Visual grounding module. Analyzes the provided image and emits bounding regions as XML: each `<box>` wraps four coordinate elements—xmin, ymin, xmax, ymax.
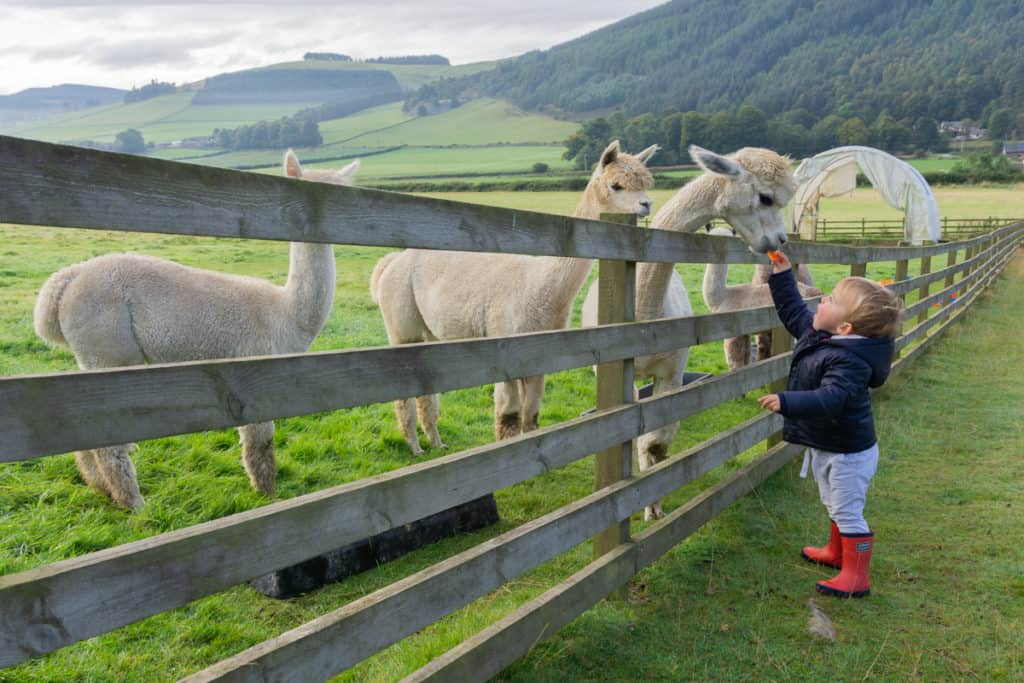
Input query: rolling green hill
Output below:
<box><xmin>444</xmin><ymin>0</ymin><xmax>1024</xmax><ymax>124</ymax></box>
<box><xmin>155</xmin><ymin>99</ymin><xmax>577</xmax><ymax>179</ymax></box>
<box><xmin>1</xmin><ymin>91</ymin><xmax>320</xmax><ymax>144</ymax></box>
<box><xmin>0</xmin><ymin>59</ymin><xmax>500</xmax><ymax>145</ymax></box>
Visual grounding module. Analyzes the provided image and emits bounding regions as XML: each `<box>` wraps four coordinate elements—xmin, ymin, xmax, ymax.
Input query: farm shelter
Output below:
<box><xmin>1</xmin><ymin>135</ymin><xmax>1022</xmax><ymax>680</ymax></box>
<box><xmin>793</xmin><ymin>146</ymin><xmax>942</xmax><ymax>245</ymax></box>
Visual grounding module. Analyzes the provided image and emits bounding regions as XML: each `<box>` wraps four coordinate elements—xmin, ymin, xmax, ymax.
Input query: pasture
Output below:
<box><xmin>422</xmin><ymin>184</ymin><xmax>1024</xmax><ymax>224</ymax></box>
<box><xmin>0</xmin><ymin>182</ymin><xmax>1021</xmax><ymax>680</ymax></box>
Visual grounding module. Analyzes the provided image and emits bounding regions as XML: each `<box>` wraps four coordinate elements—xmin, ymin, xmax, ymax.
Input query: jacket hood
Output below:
<box><xmin>826</xmin><ymin>336</ymin><xmax>895</xmax><ymax>387</ymax></box>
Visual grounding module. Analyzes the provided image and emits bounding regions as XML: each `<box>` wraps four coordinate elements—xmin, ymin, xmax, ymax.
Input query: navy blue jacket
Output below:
<box><xmin>768</xmin><ymin>269</ymin><xmax>894</xmax><ymax>453</ymax></box>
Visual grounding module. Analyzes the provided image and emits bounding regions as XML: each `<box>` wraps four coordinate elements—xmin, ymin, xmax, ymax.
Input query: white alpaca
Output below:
<box><xmin>32</xmin><ymin>151</ymin><xmax>359</xmax><ymax>509</ymax></box>
<box><xmin>371</xmin><ymin>140</ymin><xmax>658</xmax><ymax>455</ymax></box>
<box><xmin>582</xmin><ymin>145</ymin><xmax>796</xmax><ymax>520</ymax></box>
<box><xmin>701</xmin><ymin>227</ymin><xmax>821</xmax><ymax>370</ymax></box>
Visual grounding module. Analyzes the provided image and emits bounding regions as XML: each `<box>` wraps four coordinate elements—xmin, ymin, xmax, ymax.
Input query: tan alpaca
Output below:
<box><xmin>582</xmin><ymin>145</ymin><xmax>796</xmax><ymax>520</ymax></box>
<box><xmin>32</xmin><ymin>151</ymin><xmax>359</xmax><ymax>509</ymax></box>
<box><xmin>701</xmin><ymin>227</ymin><xmax>821</xmax><ymax>370</ymax></box>
<box><xmin>371</xmin><ymin>140</ymin><xmax>658</xmax><ymax>455</ymax></box>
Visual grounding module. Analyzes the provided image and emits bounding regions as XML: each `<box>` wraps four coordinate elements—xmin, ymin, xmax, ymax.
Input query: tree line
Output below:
<box><xmin>124</xmin><ymin>80</ymin><xmax>176</xmax><ymax>104</ymax></box>
<box><xmin>562</xmin><ymin>105</ymin><xmax>950</xmax><ymax>169</ymax></box>
<box><xmin>214</xmin><ymin>117</ymin><xmax>321</xmax><ymax>150</ymax></box>
<box><xmin>303</xmin><ymin>53</ymin><xmax>449</xmax><ymax>65</ymax></box>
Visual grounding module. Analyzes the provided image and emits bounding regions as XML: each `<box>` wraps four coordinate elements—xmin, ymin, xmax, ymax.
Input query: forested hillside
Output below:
<box><xmin>447</xmin><ymin>0</ymin><xmax>1022</xmax><ymax>125</ymax></box>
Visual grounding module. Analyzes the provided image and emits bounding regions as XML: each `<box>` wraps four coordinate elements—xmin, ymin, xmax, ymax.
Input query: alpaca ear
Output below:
<box><xmin>599</xmin><ymin>140</ymin><xmax>621</xmax><ymax>168</ymax></box>
<box><xmin>336</xmin><ymin>159</ymin><xmax>361</xmax><ymax>184</ymax></box>
<box><xmin>635</xmin><ymin>144</ymin><xmax>660</xmax><ymax>165</ymax></box>
<box><xmin>284</xmin><ymin>149</ymin><xmax>302</xmax><ymax>178</ymax></box>
<box><xmin>689</xmin><ymin>145</ymin><xmax>743</xmax><ymax>178</ymax></box>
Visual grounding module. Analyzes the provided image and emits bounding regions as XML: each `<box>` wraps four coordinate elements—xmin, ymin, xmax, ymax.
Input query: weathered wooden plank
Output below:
<box><xmin>401</xmin><ymin>441</ymin><xmax>801</xmax><ymax>683</ymax></box>
<box><xmin>401</xmin><ymin>545</ymin><xmax>638</xmax><ymax>683</ymax></box>
<box><xmin>917</xmin><ymin>251</ymin><xmax>933</xmax><ymax>324</ymax></box>
<box><xmin>0</xmin><ymin>357</ymin><xmax>787</xmax><ymax>667</ymax></box>
<box><xmin>1</xmin><ymin>137</ymin><xmax>1016</xmax><ymax>265</ymax></box>
<box><xmin>1</xmin><ymin>303</ymin><xmax>787</xmax><ymax>463</ymax></box>
<box><xmin>893</xmin><ymin>247</ymin><xmax>1015</xmax><ymax>376</ymax></box>
<box><xmin>0</xmin><ymin>135</ymin><xmax>766</xmax><ymax>266</ymax></box>
<box><xmin>593</xmin><ymin>220</ymin><xmax>636</xmax><ymax>565</ymax></box>
<box><xmin>902</xmin><ymin>238</ymin><xmax>1017</xmax><ymax>320</ymax></box>
<box><xmin>181</xmin><ymin>414</ymin><xmax>785</xmax><ymax>682</ymax></box>
<box><xmin>897</xmin><ymin>241</ymin><xmax>1018</xmax><ymax>353</ymax></box>
<box><xmin>593</xmin><ymin>213</ymin><xmax>636</xmax><ymax>557</ymax></box>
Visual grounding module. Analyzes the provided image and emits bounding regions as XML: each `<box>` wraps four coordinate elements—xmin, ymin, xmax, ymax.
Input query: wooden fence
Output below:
<box><xmin>1</xmin><ymin>135</ymin><xmax>1022</xmax><ymax>681</ymax></box>
<box><xmin>812</xmin><ymin>216</ymin><xmax>1019</xmax><ymax>242</ymax></box>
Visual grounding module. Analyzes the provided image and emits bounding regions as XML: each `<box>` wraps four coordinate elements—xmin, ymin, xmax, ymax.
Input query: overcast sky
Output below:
<box><xmin>0</xmin><ymin>1</ymin><xmax>668</xmax><ymax>95</ymax></box>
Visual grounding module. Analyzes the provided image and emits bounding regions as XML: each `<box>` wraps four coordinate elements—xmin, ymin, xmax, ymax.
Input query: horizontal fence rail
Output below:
<box><xmin>0</xmin><ymin>355</ymin><xmax>789</xmax><ymax>666</ymax></box>
<box><xmin>402</xmin><ymin>441</ymin><xmax>804</xmax><ymax>683</ymax></box>
<box><xmin>184</xmin><ymin>415</ymin><xmax>789</xmax><ymax>682</ymax></box>
<box><xmin>0</xmin><ymin>132</ymin><xmax>1021</xmax><ymax>680</ymax></box>
<box><xmin>0</xmin><ymin>135</ymin><xmax>1012</xmax><ymax>265</ymax></box>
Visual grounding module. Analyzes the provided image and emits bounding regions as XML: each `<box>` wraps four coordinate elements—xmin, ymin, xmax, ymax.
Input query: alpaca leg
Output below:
<box><xmin>517</xmin><ymin>375</ymin><xmax>545</xmax><ymax>433</ymax></box>
<box><xmin>724</xmin><ymin>335</ymin><xmax>751</xmax><ymax>370</ymax></box>
<box><xmin>91</xmin><ymin>444</ymin><xmax>145</xmax><ymax>510</ymax></box>
<box><xmin>394</xmin><ymin>398</ymin><xmax>424</xmax><ymax>456</ymax></box>
<box><xmin>756</xmin><ymin>330</ymin><xmax>773</xmax><ymax>361</ymax></box>
<box><xmin>494</xmin><ymin>381</ymin><xmax>521</xmax><ymax>440</ymax></box>
<box><xmin>637</xmin><ymin>373</ymin><xmax>684</xmax><ymax>521</ymax></box>
<box><xmin>239</xmin><ymin>421</ymin><xmax>276</xmax><ymax>495</ymax></box>
<box><xmin>416</xmin><ymin>394</ymin><xmax>446</xmax><ymax>449</ymax></box>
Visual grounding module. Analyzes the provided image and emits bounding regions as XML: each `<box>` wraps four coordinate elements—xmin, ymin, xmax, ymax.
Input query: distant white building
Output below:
<box><xmin>939</xmin><ymin>120</ymin><xmax>986</xmax><ymax>140</ymax></box>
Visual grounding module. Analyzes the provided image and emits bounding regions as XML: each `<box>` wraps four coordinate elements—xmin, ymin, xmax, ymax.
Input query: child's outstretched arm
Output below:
<box><xmin>767</xmin><ymin>250</ymin><xmax>814</xmax><ymax>338</ymax></box>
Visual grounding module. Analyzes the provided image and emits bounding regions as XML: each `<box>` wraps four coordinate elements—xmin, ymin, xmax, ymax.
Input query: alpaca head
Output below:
<box><xmin>688</xmin><ymin>145</ymin><xmax>795</xmax><ymax>254</ymax></box>
<box><xmin>589</xmin><ymin>140</ymin><xmax>658</xmax><ymax>216</ymax></box>
<box><xmin>284</xmin><ymin>149</ymin><xmax>360</xmax><ymax>186</ymax></box>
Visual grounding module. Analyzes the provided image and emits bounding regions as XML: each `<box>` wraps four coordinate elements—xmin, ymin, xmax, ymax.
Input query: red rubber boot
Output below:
<box><xmin>816</xmin><ymin>532</ymin><xmax>873</xmax><ymax>598</ymax></box>
<box><xmin>801</xmin><ymin>520</ymin><xmax>842</xmax><ymax>568</ymax></box>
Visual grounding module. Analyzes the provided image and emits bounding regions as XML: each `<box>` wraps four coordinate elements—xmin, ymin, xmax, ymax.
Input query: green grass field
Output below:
<box><xmin>319</xmin><ymin>102</ymin><xmax>415</xmax><ymax>145</ymax></box>
<box><xmin>0</xmin><ymin>186</ymin><xmax>1021</xmax><ymax>680</ymax></box>
<box><xmin>338</xmin><ymin>98</ymin><xmax>578</xmax><ymax>147</ymax></box>
<box><xmin>0</xmin><ymin>92</ymin><xmax>322</xmax><ymax>144</ymax></box>
<box><xmin>419</xmin><ymin>185</ymin><xmax>1024</xmax><ymax>223</ymax></box>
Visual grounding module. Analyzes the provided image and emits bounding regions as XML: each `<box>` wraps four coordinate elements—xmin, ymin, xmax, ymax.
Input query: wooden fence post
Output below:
<box><xmin>894</xmin><ymin>256</ymin><xmax>909</xmax><ymax>358</ymax></box>
<box><xmin>765</xmin><ymin>262</ymin><xmax>802</xmax><ymax>448</ymax></box>
<box><xmin>945</xmin><ymin>248</ymin><xmax>958</xmax><ymax>290</ymax></box>
<box><xmin>766</xmin><ymin>321</ymin><xmax>792</xmax><ymax>448</ymax></box>
<box><xmin>850</xmin><ymin>262</ymin><xmax>867</xmax><ymax>278</ymax></box>
<box><xmin>593</xmin><ymin>213</ymin><xmax>636</xmax><ymax>589</ymax></box>
<box><xmin>917</xmin><ymin>248</ymin><xmax>933</xmax><ymax>325</ymax></box>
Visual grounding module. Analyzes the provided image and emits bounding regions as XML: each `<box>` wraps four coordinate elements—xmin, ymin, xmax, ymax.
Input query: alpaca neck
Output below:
<box><xmin>284</xmin><ymin>241</ymin><xmax>336</xmax><ymax>345</ymax></box>
<box><xmin>702</xmin><ymin>262</ymin><xmax>729</xmax><ymax>312</ymax></box>
<box><xmin>637</xmin><ymin>176</ymin><xmax>717</xmax><ymax>317</ymax></box>
<box><xmin>529</xmin><ymin>181</ymin><xmax>616</xmax><ymax>322</ymax></box>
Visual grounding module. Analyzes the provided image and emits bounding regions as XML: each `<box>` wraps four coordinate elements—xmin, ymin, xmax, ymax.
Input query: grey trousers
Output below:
<box><xmin>810</xmin><ymin>443</ymin><xmax>879</xmax><ymax>535</ymax></box>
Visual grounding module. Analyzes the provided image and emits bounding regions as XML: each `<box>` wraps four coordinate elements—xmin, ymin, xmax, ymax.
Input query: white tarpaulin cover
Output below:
<box><xmin>792</xmin><ymin>146</ymin><xmax>941</xmax><ymax>244</ymax></box>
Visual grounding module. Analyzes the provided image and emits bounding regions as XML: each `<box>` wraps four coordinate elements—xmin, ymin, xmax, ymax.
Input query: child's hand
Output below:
<box><xmin>758</xmin><ymin>394</ymin><xmax>781</xmax><ymax>412</ymax></box>
<box><xmin>767</xmin><ymin>249</ymin><xmax>791</xmax><ymax>273</ymax></box>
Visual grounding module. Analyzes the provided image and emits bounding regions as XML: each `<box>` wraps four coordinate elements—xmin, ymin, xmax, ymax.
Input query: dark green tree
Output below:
<box><xmin>114</xmin><ymin>129</ymin><xmax>145</xmax><ymax>154</ymax></box>
<box><xmin>987</xmin><ymin>108</ymin><xmax>1014</xmax><ymax>140</ymax></box>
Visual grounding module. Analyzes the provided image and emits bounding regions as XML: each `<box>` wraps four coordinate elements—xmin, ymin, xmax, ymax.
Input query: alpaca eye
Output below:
<box><xmin>759</xmin><ymin>193</ymin><xmax>774</xmax><ymax>207</ymax></box>
<box><xmin>611</xmin><ymin>182</ymin><xmax>623</xmax><ymax>191</ymax></box>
